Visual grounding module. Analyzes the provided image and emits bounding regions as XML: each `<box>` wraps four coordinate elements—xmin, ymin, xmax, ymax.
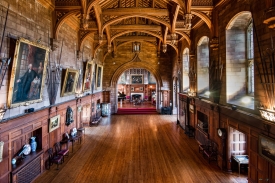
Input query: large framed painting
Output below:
<box><xmin>83</xmin><ymin>61</ymin><xmax>94</xmax><ymax>92</ymax></box>
<box><xmin>49</xmin><ymin>115</ymin><xmax>60</xmax><ymax>133</ymax></box>
<box><xmin>259</xmin><ymin>134</ymin><xmax>275</xmax><ymax>165</ymax></box>
<box><xmin>95</xmin><ymin>64</ymin><xmax>103</xmax><ymax>90</ymax></box>
<box><xmin>8</xmin><ymin>38</ymin><xmax>49</xmax><ymax>108</ymax></box>
<box><xmin>131</xmin><ymin>75</ymin><xmax>143</xmax><ymax>84</ymax></box>
<box><xmin>61</xmin><ymin>68</ymin><xmax>79</xmax><ymax>97</ymax></box>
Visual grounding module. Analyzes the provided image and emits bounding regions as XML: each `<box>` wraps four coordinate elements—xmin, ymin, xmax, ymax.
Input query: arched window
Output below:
<box><xmin>182</xmin><ymin>48</ymin><xmax>190</xmax><ymax>92</ymax></box>
<box><xmin>226</xmin><ymin>12</ymin><xmax>254</xmax><ymax>109</ymax></box>
<box><xmin>197</xmin><ymin>36</ymin><xmax>210</xmax><ymax>97</ymax></box>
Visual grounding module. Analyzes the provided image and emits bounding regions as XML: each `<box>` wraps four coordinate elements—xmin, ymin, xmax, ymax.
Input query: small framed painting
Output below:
<box><xmin>140</xmin><ymin>87</ymin><xmax>143</xmax><ymax>91</ymax></box>
<box><xmin>61</xmin><ymin>69</ymin><xmax>79</xmax><ymax>97</ymax></box>
<box><xmin>131</xmin><ymin>87</ymin><xmax>134</xmax><ymax>91</ymax></box>
<box><xmin>131</xmin><ymin>75</ymin><xmax>143</xmax><ymax>84</ymax></box>
<box><xmin>49</xmin><ymin>115</ymin><xmax>60</xmax><ymax>133</ymax></box>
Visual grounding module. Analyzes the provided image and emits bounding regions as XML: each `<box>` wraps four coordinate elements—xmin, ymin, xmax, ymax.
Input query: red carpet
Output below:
<box><xmin>116</xmin><ymin>108</ymin><xmax>158</xmax><ymax>115</ymax></box>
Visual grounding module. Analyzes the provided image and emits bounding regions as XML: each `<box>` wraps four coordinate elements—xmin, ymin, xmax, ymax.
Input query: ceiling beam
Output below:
<box><xmin>102</xmin><ymin>8</ymin><xmax>169</xmax><ymax>16</ymax></box>
<box><xmin>110</xmin><ymin>25</ymin><xmax>162</xmax><ymax>31</ymax></box>
<box><xmin>115</xmin><ymin>36</ymin><xmax>157</xmax><ymax>41</ymax></box>
<box><xmin>93</xmin><ymin>4</ymin><xmax>102</xmax><ymax>35</ymax></box>
<box><xmin>171</xmin><ymin>5</ymin><xmax>180</xmax><ymax>33</ymax></box>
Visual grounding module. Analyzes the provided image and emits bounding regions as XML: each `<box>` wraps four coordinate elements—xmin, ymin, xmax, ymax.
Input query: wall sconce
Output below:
<box><xmin>162</xmin><ymin>44</ymin><xmax>167</xmax><ymax>53</ymax></box>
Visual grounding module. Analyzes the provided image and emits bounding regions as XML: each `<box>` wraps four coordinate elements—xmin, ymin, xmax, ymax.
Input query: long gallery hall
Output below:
<box><xmin>1</xmin><ymin>0</ymin><xmax>275</xmax><ymax>183</ymax></box>
<box><xmin>34</xmin><ymin>115</ymin><xmax>246</xmax><ymax>183</ymax></box>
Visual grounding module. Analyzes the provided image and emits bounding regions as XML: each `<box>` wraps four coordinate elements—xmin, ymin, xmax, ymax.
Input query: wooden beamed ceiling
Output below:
<box><xmin>54</xmin><ymin>0</ymin><xmax>215</xmax><ymax>55</ymax></box>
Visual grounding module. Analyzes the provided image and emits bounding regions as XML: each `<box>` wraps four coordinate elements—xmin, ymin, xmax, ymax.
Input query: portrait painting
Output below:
<box><xmin>49</xmin><ymin>115</ymin><xmax>60</xmax><ymax>133</ymax></box>
<box><xmin>131</xmin><ymin>75</ymin><xmax>143</xmax><ymax>84</ymax></box>
<box><xmin>83</xmin><ymin>61</ymin><xmax>94</xmax><ymax>92</ymax></box>
<box><xmin>95</xmin><ymin>64</ymin><xmax>103</xmax><ymax>90</ymax></box>
<box><xmin>8</xmin><ymin>38</ymin><xmax>49</xmax><ymax>108</ymax></box>
<box><xmin>140</xmin><ymin>87</ymin><xmax>143</xmax><ymax>91</ymax></box>
<box><xmin>259</xmin><ymin>134</ymin><xmax>275</xmax><ymax>165</ymax></box>
<box><xmin>61</xmin><ymin>68</ymin><xmax>79</xmax><ymax>97</ymax></box>
<box><xmin>131</xmin><ymin>87</ymin><xmax>134</xmax><ymax>91</ymax></box>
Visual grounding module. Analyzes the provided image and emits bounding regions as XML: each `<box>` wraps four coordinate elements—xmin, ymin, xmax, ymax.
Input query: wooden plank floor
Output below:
<box><xmin>34</xmin><ymin>115</ymin><xmax>248</xmax><ymax>183</ymax></box>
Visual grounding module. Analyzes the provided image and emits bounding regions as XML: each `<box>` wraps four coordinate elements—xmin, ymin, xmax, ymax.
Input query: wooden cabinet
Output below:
<box><xmin>11</xmin><ymin>150</ymin><xmax>43</xmax><ymax>183</ymax></box>
<box><xmin>101</xmin><ymin>103</ymin><xmax>111</xmax><ymax>117</ymax></box>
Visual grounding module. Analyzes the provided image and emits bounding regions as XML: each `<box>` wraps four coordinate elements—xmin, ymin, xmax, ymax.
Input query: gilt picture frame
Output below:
<box><xmin>131</xmin><ymin>75</ymin><xmax>143</xmax><ymax>84</ymax></box>
<box><xmin>8</xmin><ymin>37</ymin><xmax>49</xmax><ymax>108</ymax></box>
<box><xmin>259</xmin><ymin>134</ymin><xmax>275</xmax><ymax>165</ymax></box>
<box><xmin>49</xmin><ymin>115</ymin><xmax>60</xmax><ymax>133</ymax></box>
<box><xmin>83</xmin><ymin>61</ymin><xmax>94</xmax><ymax>92</ymax></box>
<box><xmin>95</xmin><ymin>64</ymin><xmax>103</xmax><ymax>91</ymax></box>
<box><xmin>61</xmin><ymin>68</ymin><xmax>79</xmax><ymax>97</ymax></box>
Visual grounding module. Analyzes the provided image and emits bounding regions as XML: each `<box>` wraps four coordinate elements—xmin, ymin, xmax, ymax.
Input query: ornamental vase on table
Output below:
<box><xmin>30</xmin><ymin>137</ymin><xmax>37</xmax><ymax>152</ymax></box>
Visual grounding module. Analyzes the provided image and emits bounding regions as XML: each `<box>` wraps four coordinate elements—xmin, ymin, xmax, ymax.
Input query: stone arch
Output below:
<box><xmin>176</xmin><ymin>31</ymin><xmax>191</xmax><ymax>45</ymax></box>
<box><xmin>109</xmin><ymin>62</ymin><xmax>163</xmax><ymax>88</ymax></box>
<box><xmin>191</xmin><ymin>10</ymin><xmax>213</xmax><ymax>35</ymax></box>
<box><xmin>54</xmin><ymin>10</ymin><xmax>80</xmax><ymax>39</ymax></box>
<box><xmin>225</xmin><ymin>11</ymin><xmax>253</xmax><ymax>109</ymax></box>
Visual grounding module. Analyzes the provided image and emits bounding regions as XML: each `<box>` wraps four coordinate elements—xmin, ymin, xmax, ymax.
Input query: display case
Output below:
<box><xmin>101</xmin><ymin>103</ymin><xmax>111</xmax><ymax>117</ymax></box>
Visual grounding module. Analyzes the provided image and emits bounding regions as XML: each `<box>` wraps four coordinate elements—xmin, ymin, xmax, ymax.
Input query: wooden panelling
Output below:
<box><xmin>249</xmin><ymin>165</ymin><xmax>257</xmax><ymax>182</ymax></box>
<box><xmin>239</xmin><ymin>124</ymin><xmax>249</xmax><ymax>134</ymax></box>
<box><xmin>270</xmin><ymin>164</ymin><xmax>275</xmax><ymax>182</ymax></box>
<box><xmin>34</xmin><ymin>121</ymin><xmax>42</xmax><ymax>129</ymax></box>
<box><xmin>250</xmin><ymin>136</ymin><xmax>258</xmax><ymax>153</ymax></box>
<box><xmin>0</xmin><ymin>157</ymin><xmax>9</xmax><ymax>176</ymax></box>
<box><xmin>11</xmin><ymin>130</ymin><xmax>23</xmax><ymax>140</ymax></box>
<box><xmin>24</xmin><ymin>125</ymin><xmax>33</xmax><ymax>134</ymax></box>
<box><xmin>258</xmin><ymin>156</ymin><xmax>268</xmax><ymax>171</ymax></box>
<box><xmin>0</xmin><ymin>92</ymin><xmax>103</xmax><ymax>182</ymax></box>
<box><xmin>250</xmin><ymin>151</ymin><xmax>258</xmax><ymax>167</ymax></box>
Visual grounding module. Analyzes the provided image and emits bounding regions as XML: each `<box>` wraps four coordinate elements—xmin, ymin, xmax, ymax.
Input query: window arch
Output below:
<box><xmin>182</xmin><ymin>48</ymin><xmax>190</xmax><ymax>92</ymax></box>
<box><xmin>197</xmin><ymin>36</ymin><xmax>210</xmax><ymax>97</ymax></box>
<box><xmin>226</xmin><ymin>12</ymin><xmax>254</xmax><ymax>109</ymax></box>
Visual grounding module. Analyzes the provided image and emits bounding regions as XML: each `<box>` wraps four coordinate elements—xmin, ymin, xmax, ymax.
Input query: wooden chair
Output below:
<box><xmin>199</xmin><ymin>139</ymin><xmax>210</xmax><ymax>153</ymax></box>
<box><xmin>203</xmin><ymin>141</ymin><xmax>218</xmax><ymax>163</ymax></box>
<box><xmin>47</xmin><ymin>148</ymin><xmax>63</xmax><ymax>170</ymax></box>
<box><xmin>54</xmin><ymin>142</ymin><xmax>69</xmax><ymax>162</ymax></box>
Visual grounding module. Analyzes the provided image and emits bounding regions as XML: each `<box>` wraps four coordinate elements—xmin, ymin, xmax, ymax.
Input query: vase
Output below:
<box><xmin>30</xmin><ymin>137</ymin><xmax>37</xmax><ymax>152</ymax></box>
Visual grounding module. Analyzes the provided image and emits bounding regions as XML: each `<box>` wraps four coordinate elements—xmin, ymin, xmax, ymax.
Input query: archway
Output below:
<box><xmin>116</xmin><ymin>68</ymin><xmax>157</xmax><ymax>112</ymax></box>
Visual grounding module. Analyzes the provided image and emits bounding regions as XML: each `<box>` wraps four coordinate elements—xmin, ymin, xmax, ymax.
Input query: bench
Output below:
<box><xmin>90</xmin><ymin>116</ymin><xmax>102</xmax><ymax>126</ymax></box>
<box><xmin>203</xmin><ymin>141</ymin><xmax>218</xmax><ymax>163</ymax></box>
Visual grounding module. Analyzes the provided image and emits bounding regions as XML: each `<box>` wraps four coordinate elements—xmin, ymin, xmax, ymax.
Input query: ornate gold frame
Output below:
<box><xmin>95</xmin><ymin>64</ymin><xmax>103</xmax><ymax>91</ymax></box>
<box><xmin>82</xmin><ymin>61</ymin><xmax>94</xmax><ymax>92</ymax></box>
<box><xmin>7</xmin><ymin>37</ymin><xmax>50</xmax><ymax>108</ymax></box>
<box><xmin>61</xmin><ymin>68</ymin><xmax>79</xmax><ymax>97</ymax></box>
<box><xmin>49</xmin><ymin>115</ymin><xmax>60</xmax><ymax>133</ymax></box>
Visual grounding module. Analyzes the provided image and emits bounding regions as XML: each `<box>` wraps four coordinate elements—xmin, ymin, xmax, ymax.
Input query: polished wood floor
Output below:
<box><xmin>34</xmin><ymin>115</ymin><xmax>247</xmax><ymax>183</ymax></box>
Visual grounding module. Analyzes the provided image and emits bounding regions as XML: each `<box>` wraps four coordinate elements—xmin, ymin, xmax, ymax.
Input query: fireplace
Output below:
<box><xmin>131</xmin><ymin>93</ymin><xmax>143</xmax><ymax>100</ymax></box>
